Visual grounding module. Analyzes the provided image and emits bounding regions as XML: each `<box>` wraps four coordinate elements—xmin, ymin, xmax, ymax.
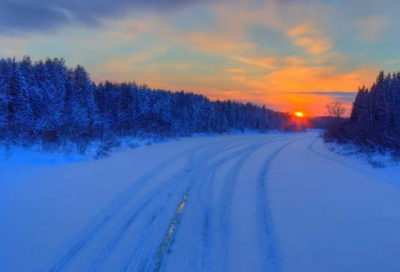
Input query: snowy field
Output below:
<box><xmin>1</xmin><ymin>131</ymin><xmax>400</xmax><ymax>272</ymax></box>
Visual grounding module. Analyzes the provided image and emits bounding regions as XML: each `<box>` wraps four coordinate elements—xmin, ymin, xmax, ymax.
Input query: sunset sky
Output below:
<box><xmin>1</xmin><ymin>0</ymin><xmax>399</xmax><ymax>115</ymax></box>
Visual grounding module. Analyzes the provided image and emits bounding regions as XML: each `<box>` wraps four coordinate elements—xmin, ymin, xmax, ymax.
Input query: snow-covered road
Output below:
<box><xmin>1</xmin><ymin>132</ymin><xmax>400</xmax><ymax>272</ymax></box>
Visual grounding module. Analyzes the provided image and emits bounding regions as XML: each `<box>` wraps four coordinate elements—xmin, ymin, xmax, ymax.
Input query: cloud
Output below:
<box><xmin>291</xmin><ymin>91</ymin><xmax>358</xmax><ymax>96</ymax></box>
<box><xmin>186</xmin><ymin>33</ymin><xmax>256</xmax><ymax>56</ymax></box>
<box><xmin>233</xmin><ymin>56</ymin><xmax>276</xmax><ymax>69</ymax></box>
<box><xmin>293</xmin><ymin>37</ymin><xmax>331</xmax><ymax>54</ymax></box>
<box><xmin>284</xmin><ymin>56</ymin><xmax>306</xmax><ymax>66</ymax></box>
<box><xmin>287</xmin><ymin>91</ymin><xmax>358</xmax><ymax>102</ymax></box>
<box><xmin>1</xmin><ymin>0</ymin><xmax>384</xmax><ymax>116</ymax></box>
<box><xmin>288</xmin><ymin>23</ymin><xmax>331</xmax><ymax>54</ymax></box>
<box><xmin>287</xmin><ymin>24</ymin><xmax>317</xmax><ymax>37</ymax></box>
<box><xmin>226</xmin><ymin>62</ymin><xmax>376</xmax><ymax>115</ymax></box>
<box><xmin>0</xmin><ymin>0</ymin><xmax>216</xmax><ymax>34</ymax></box>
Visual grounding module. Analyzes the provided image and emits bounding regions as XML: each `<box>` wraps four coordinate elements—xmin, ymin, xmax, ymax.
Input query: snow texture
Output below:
<box><xmin>1</xmin><ymin>131</ymin><xmax>400</xmax><ymax>272</ymax></box>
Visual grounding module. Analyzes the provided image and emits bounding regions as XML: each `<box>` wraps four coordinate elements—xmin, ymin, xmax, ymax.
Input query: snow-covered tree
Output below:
<box><xmin>0</xmin><ymin>55</ymin><xmax>291</xmax><ymax>154</ymax></box>
<box><xmin>326</xmin><ymin>70</ymin><xmax>400</xmax><ymax>157</ymax></box>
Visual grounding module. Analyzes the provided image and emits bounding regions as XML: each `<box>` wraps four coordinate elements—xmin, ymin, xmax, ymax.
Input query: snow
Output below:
<box><xmin>1</xmin><ymin>131</ymin><xmax>400</xmax><ymax>272</ymax></box>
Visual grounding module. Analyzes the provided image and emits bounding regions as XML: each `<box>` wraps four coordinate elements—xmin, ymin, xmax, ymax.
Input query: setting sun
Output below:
<box><xmin>294</xmin><ymin>111</ymin><xmax>305</xmax><ymax>118</ymax></box>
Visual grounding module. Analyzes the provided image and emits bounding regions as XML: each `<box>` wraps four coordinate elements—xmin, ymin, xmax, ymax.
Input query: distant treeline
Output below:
<box><xmin>0</xmin><ymin>56</ymin><xmax>292</xmax><ymax>154</ymax></box>
<box><xmin>324</xmin><ymin>71</ymin><xmax>400</xmax><ymax>158</ymax></box>
<box><xmin>308</xmin><ymin>116</ymin><xmax>345</xmax><ymax>129</ymax></box>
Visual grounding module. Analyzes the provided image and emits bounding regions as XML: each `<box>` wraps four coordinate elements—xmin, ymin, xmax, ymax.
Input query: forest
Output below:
<box><xmin>0</xmin><ymin>56</ymin><xmax>292</xmax><ymax>156</ymax></box>
<box><xmin>324</xmin><ymin>71</ymin><xmax>400</xmax><ymax>160</ymax></box>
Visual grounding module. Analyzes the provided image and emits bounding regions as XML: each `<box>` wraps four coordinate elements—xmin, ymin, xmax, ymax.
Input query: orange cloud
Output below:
<box><xmin>284</xmin><ymin>56</ymin><xmax>307</xmax><ymax>66</ymax></box>
<box><xmin>313</xmin><ymin>51</ymin><xmax>345</xmax><ymax>65</ymax></box>
<box><xmin>233</xmin><ymin>56</ymin><xmax>276</xmax><ymax>69</ymax></box>
<box><xmin>84</xmin><ymin>0</ymin><xmax>379</xmax><ymax>116</ymax></box>
<box><xmin>288</xmin><ymin>23</ymin><xmax>332</xmax><ymax>54</ymax></box>
<box><xmin>267</xmin><ymin>65</ymin><xmax>376</xmax><ymax>92</ymax></box>
<box><xmin>294</xmin><ymin>37</ymin><xmax>331</xmax><ymax>54</ymax></box>
<box><xmin>184</xmin><ymin>33</ymin><xmax>257</xmax><ymax>57</ymax></box>
<box><xmin>226</xmin><ymin>63</ymin><xmax>377</xmax><ymax>115</ymax></box>
<box><xmin>287</xmin><ymin>24</ymin><xmax>317</xmax><ymax>37</ymax></box>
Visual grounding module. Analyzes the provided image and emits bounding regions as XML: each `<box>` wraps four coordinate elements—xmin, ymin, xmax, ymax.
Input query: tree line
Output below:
<box><xmin>0</xmin><ymin>56</ymin><xmax>292</xmax><ymax>155</ymax></box>
<box><xmin>324</xmin><ymin>71</ymin><xmax>400</xmax><ymax>159</ymax></box>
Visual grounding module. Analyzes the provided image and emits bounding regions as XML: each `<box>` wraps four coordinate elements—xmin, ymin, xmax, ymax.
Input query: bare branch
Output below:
<box><xmin>325</xmin><ymin>101</ymin><xmax>346</xmax><ymax>118</ymax></box>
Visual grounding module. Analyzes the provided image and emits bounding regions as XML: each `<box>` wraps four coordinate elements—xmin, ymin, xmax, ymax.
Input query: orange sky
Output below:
<box><xmin>1</xmin><ymin>0</ymin><xmax>397</xmax><ymax>116</ymax></box>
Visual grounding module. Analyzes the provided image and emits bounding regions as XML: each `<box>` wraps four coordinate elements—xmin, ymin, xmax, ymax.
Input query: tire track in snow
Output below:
<box><xmin>48</xmin><ymin>135</ymin><xmax>289</xmax><ymax>272</ymax></box>
<box><xmin>204</xmin><ymin>137</ymin><xmax>301</xmax><ymax>271</ymax></box>
<box><xmin>86</xmin><ymin>144</ymin><xmax>211</xmax><ymax>272</ymax></box>
<box><xmin>161</xmin><ymin>136</ymin><xmax>296</xmax><ymax>272</ymax></box>
<box><xmin>48</xmin><ymin>136</ymin><xmax>255</xmax><ymax>272</ymax></box>
<box><xmin>87</xmin><ymin>140</ymin><xmax>221</xmax><ymax>272</ymax></box>
<box><xmin>145</xmin><ymin>137</ymin><xmax>287</xmax><ymax>272</ymax></box>
<box><xmin>47</xmin><ymin>142</ymin><xmax>217</xmax><ymax>272</ymax></box>
<box><xmin>114</xmin><ymin>139</ymin><xmax>256</xmax><ymax>272</ymax></box>
<box><xmin>86</xmin><ymin>199</ymin><xmax>152</xmax><ymax>271</ymax></box>
<box><xmin>257</xmin><ymin>137</ymin><xmax>313</xmax><ymax>272</ymax></box>
<box><xmin>87</xmin><ymin>139</ymin><xmax>243</xmax><ymax>271</ymax></box>
<box><xmin>202</xmin><ymin>209</ymin><xmax>210</xmax><ymax>247</ymax></box>
<box><xmin>114</xmin><ymin>136</ymin><xmax>274</xmax><ymax>272</ymax></box>
<box><xmin>191</xmin><ymin>140</ymin><xmax>280</xmax><ymax>271</ymax></box>
<box><xmin>216</xmin><ymin>138</ymin><xmax>296</xmax><ymax>272</ymax></box>
<box><xmin>48</xmin><ymin>215</ymin><xmax>113</xmax><ymax>272</ymax></box>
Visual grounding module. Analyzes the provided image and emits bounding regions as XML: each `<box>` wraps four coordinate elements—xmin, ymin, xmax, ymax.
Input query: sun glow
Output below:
<box><xmin>294</xmin><ymin>111</ymin><xmax>305</xmax><ymax>118</ymax></box>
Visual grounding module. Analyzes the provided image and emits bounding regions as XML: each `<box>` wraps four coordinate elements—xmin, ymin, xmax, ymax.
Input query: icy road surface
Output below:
<box><xmin>1</xmin><ymin>131</ymin><xmax>400</xmax><ymax>272</ymax></box>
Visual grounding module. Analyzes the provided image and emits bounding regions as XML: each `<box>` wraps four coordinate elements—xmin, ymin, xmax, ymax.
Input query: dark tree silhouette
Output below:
<box><xmin>325</xmin><ymin>101</ymin><xmax>346</xmax><ymax>118</ymax></box>
<box><xmin>324</xmin><ymin>70</ymin><xmax>400</xmax><ymax>160</ymax></box>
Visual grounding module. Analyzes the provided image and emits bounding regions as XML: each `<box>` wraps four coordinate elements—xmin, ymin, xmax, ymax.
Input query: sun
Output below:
<box><xmin>294</xmin><ymin>111</ymin><xmax>305</xmax><ymax>118</ymax></box>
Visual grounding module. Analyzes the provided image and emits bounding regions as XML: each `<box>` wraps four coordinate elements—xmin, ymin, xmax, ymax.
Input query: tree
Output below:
<box><xmin>0</xmin><ymin>55</ymin><xmax>293</xmax><ymax>156</ymax></box>
<box><xmin>323</xmin><ymin>70</ymin><xmax>400</xmax><ymax>160</ymax></box>
<box><xmin>8</xmin><ymin>58</ymin><xmax>31</xmax><ymax>141</ymax></box>
<box><xmin>325</xmin><ymin>101</ymin><xmax>346</xmax><ymax>118</ymax></box>
<box><xmin>0</xmin><ymin>76</ymin><xmax>9</xmax><ymax>137</ymax></box>
<box><xmin>70</xmin><ymin>65</ymin><xmax>97</xmax><ymax>148</ymax></box>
